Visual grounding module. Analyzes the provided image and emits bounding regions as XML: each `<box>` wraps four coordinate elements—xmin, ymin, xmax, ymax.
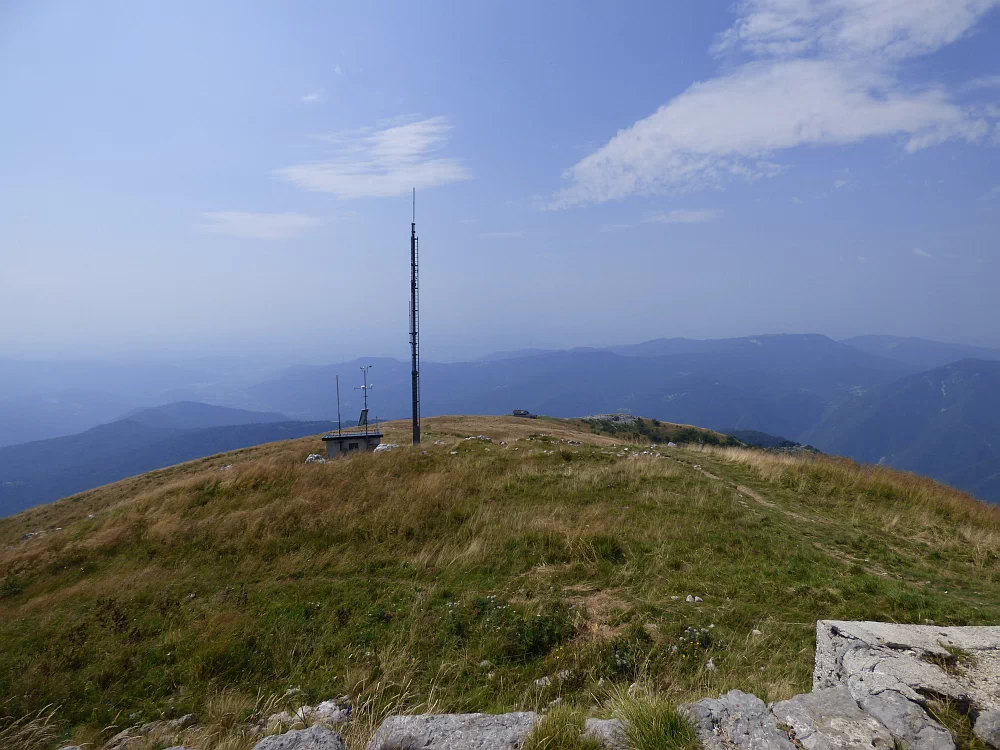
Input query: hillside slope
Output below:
<box><xmin>804</xmin><ymin>360</ymin><xmax>1000</xmax><ymax>502</ymax></box>
<box><xmin>1</xmin><ymin>416</ymin><xmax>997</xmax><ymax>749</ymax></box>
<box><xmin>0</xmin><ymin>418</ymin><xmax>336</xmax><ymax>516</ymax></box>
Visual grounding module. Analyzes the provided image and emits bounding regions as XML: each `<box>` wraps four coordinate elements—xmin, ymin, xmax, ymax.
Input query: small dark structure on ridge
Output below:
<box><xmin>512</xmin><ymin>409</ymin><xmax>537</xmax><ymax>419</ymax></box>
<box><xmin>322</xmin><ymin>367</ymin><xmax>382</xmax><ymax>457</ymax></box>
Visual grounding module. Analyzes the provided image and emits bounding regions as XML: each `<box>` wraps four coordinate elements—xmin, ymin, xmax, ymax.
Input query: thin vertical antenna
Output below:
<box><xmin>336</xmin><ymin>375</ymin><xmax>342</xmax><ymax>436</ymax></box>
<box><xmin>410</xmin><ymin>188</ymin><xmax>421</xmax><ymax>445</ymax></box>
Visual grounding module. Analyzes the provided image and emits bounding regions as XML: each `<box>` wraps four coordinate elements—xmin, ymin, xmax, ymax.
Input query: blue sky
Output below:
<box><xmin>2</xmin><ymin>0</ymin><xmax>999</xmax><ymax>362</ymax></box>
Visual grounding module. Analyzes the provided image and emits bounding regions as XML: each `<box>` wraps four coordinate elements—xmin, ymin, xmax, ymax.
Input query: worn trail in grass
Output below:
<box><xmin>1</xmin><ymin>415</ymin><xmax>998</xmax><ymax>747</ymax></box>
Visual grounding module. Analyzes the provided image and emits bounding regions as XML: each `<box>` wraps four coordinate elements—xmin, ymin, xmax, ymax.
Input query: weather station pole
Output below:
<box><xmin>355</xmin><ymin>365</ymin><xmax>372</xmax><ymax>436</ymax></box>
<box><xmin>410</xmin><ymin>188</ymin><xmax>421</xmax><ymax>445</ymax></box>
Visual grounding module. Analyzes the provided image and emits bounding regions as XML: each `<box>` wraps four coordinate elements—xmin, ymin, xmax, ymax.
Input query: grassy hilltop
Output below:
<box><xmin>1</xmin><ymin>415</ymin><xmax>999</xmax><ymax>748</ymax></box>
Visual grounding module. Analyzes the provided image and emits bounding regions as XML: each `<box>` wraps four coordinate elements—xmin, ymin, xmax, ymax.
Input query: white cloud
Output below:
<box><xmin>599</xmin><ymin>223</ymin><xmax>634</xmax><ymax>232</ymax></box>
<box><xmin>197</xmin><ymin>212</ymin><xmax>322</xmax><ymax>240</ymax></box>
<box><xmin>549</xmin><ymin>0</ymin><xmax>998</xmax><ymax>208</ymax></box>
<box><xmin>278</xmin><ymin>116</ymin><xmax>470</xmax><ymax>198</ymax></box>
<box><xmin>644</xmin><ymin>209</ymin><xmax>721</xmax><ymax>225</ymax></box>
<box><xmin>834</xmin><ymin>179</ymin><xmax>849</xmax><ymax>190</ymax></box>
<box><xmin>301</xmin><ymin>90</ymin><xmax>326</xmax><ymax>104</ymax></box>
<box><xmin>912</xmin><ymin>247</ymin><xmax>933</xmax><ymax>257</ymax></box>
<box><xmin>713</xmin><ymin>0</ymin><xmax>1000</xmax><ymax>60</ymax></box>
<box><xmin>334</xmin><ymin>64</ymin><xmax>343</xmax><ymax>76</ymax></box>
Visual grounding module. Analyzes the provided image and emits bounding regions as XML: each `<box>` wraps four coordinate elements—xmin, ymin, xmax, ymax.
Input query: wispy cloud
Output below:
<box><xmin>548</xmin><ymin>0</ymin><xmax>998</xmax><ymax>208</ymax></box>
<box><xmin>197</xmin><ymin>212</ymin><xmax>322</xmax><ymax>240</ymax></box>
<box><xmin>962</xmin><ymin>75</ymin><xmax>1000</xmax><ymax>92</ymax></box>
<box><xmin>278</xmin><ymin>116</ymin><xmax>470</xmax><ymax>199</ymax></box>
<box><xmin>334</xmin><ymin>64</ymin><xmax>343</xmax><ymax>76</ymax></box>
<box><xmin>912</xmin><ymin>247</ymin><xmax>933</xmax><ymax>258</ymax></box>
<box><xmin>644</xmin><ymin>208</ymin><xmax>722</xmax><ymax>225</ymax></box>
<box><xmin>301</xmin><ymin>90</ymin><xmax>326</xmax><ymax>105</ymax></box>
<box><xmin>834</xmin><ymin>179</ymin><xmax>849</xmax><ymax>190</ymax></box>
<box><xmin>599</xmin><ymin>223</ymin><xmax>634</xmax><ymax>232</ymax></box>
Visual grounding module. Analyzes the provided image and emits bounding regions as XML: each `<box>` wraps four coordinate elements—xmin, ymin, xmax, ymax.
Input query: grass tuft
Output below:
<box><xmin>522</xmin><ymin>706</ymin><xmax>601</xmax><ymax>750</ymax></box>
<box><xmin>0</xmin><ymin>705</ymin><xmax>60</xmax><ymax>750</ymax></box>
<box><xmin>607</xmin><ymin>685</ymin><xmax>701</xmax><ymax>750</ymax></box>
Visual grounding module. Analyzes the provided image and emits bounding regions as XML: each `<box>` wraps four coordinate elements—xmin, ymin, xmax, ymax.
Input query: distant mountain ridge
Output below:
<box><xmin>0</xmin><ymin>402</ymin><xmax>334</xmax><ymax>516</ymax></box>
<box><xmin>804</xmin><ymin>359</ymin><xmax>1000</xmax><ymax>502</ymax></box>
<box><xmin>842</xmin><ymin>335</ymin><xmax>1000</xmax><ymax>370</ymax></box>
<box><xmin>120</xmin><ymin>401</ymin><xmax>289</xmax><ymax>429</ymax></box>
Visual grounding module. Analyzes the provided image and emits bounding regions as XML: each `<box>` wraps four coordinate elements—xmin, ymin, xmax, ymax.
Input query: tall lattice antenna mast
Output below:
<box><xmin>409</xmin><ymin>189</ymin><xmax>421</xmax><ymax>445</ymax></box>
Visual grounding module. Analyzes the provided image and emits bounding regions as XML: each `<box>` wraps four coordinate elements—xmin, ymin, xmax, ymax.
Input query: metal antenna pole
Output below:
<box><xmin>410</xmin><ymin>188</ymin><xmax>421</xmax><ymax>445</ymax></box>
<box><xmin>336</xmin><ymin>375</ymin><xmax>342</xmax><ymax>437</ymax></box>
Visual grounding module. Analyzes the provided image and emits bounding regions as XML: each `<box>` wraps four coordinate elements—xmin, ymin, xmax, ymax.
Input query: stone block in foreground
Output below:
<box><xmin>367</xmin><ymin>712</ymin><xmax>538</xmax><ymax>750</ymax></box>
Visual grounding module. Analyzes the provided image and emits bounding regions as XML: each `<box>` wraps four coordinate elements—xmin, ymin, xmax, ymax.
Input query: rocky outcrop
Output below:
<box><xmin>679</xmin><ymin>621</ymin><xmax>999</xmax><ymax>750</ymax></box>
<box><xmin>367</xmin><ymin>712</ymin><xmax>538</xmax><ymax>750</ymax></box>
<box><xmin>680</xmin><ymin>690</ymin><xmax>795</xmax><ymax>750</ymax></box>
<box><xmin>772</xmin><ymin>686</ymin><xmax>894</xmax><ymax>750</ymax></box>
<box><xmin>253</xmin><ymin>725</ymin><xmax>346</xmax><ymax>750</ymax></box>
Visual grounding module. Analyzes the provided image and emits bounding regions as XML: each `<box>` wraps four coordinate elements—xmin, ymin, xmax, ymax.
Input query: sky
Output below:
<box><xmin>2</xmin><ymin>0</ymin><xmax>999</xmax><ymax>364</ymax></box>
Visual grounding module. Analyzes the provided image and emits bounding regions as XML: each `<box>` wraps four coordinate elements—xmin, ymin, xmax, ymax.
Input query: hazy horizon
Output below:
<box><xmin>3</xmin><ymin>1</ymin><xmax>1000</xmax><ymax>363</ymax></box>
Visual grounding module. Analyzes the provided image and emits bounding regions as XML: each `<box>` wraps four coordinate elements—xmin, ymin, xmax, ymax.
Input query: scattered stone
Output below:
<box><xmin>680</xmin><ymin>690</ymin><xmax>795</xmax><ymax>750</ymax></box>
<box><xmin>464</xmin><ymin>435</ymin><xmax>493</xmax><ymax>442</ymax></box>
<box><xmin>105</xmin><ymin>715</ymin><xmax>196</xmax><ymax>750</ymax></box>
<box><xmin>671</xmin><ymin>596</ymin><xmax>680</xmax><ymax>600</ymax></box>
<box><xmin>685</xmin><ymin>595</ymin><xmax>704</xmax><ymax>603</ymax></box>
<box><xmin>667</xmin><ymin>442</ymin><xmax>678</xmax><ymax>447</ymax></box>
<box><xmin>312</xmin><ymin>699</ymin><xmax>352</xmax><ymax>725</ymax></box>
<box><xmin>254</xmin><ymin>725</ymin><xmax>345</xmax><ymax>750</ymax></box>
<box><xmin>705</xmin><ymin>657</ymin><xmax>717</xmax><ymax>672</ymax></box>
<box><xmin>220</xmin><ymin>464</ymin><xmax>233</xmax><ymax>471</ymax></box>
<box><xmin>973</xmin><ymin>710</ymin><xmax>1000</xmax><ymax>749</ymax></box>
<box><xmin>304</xmin><ymin>454</ymin><xmax>326</xmax><ymax>464</ymax></box>
<box><xmin>479</xmin><ymin>660</ymin><xmax>493</xmax><ymax>669</ymax></box>
<box><xmin>772</xmin><ymin>686</ymin><xmax>893</xmax><ymax>750</ymax></box>
<box><xmin>583</xmin><ymin>718</ymin><xmax>626</xmax><ymax>749</ymax></box>
<box><xmin>434</xmin><ymin>440</ymin><xmax>443</xmax><ymax>445</ymax></box>
<box><xmin>367</xmin><ymin>712</ymin><xmax>537</xmax><ymax>750</ymax></box>
<box><xmin>373</xmin><ymin>443</ymin><xmax>398</xmax><ymax>453</ymax></box>
<box><xmin>534</xmin><ymin>676</ymin><xmax>552</xmax><ymax>688</ymax></box>
<box><xmin>752</xmin><ymin>629</ymin><xmax>763</xmax><ymax>636</ymax></box>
